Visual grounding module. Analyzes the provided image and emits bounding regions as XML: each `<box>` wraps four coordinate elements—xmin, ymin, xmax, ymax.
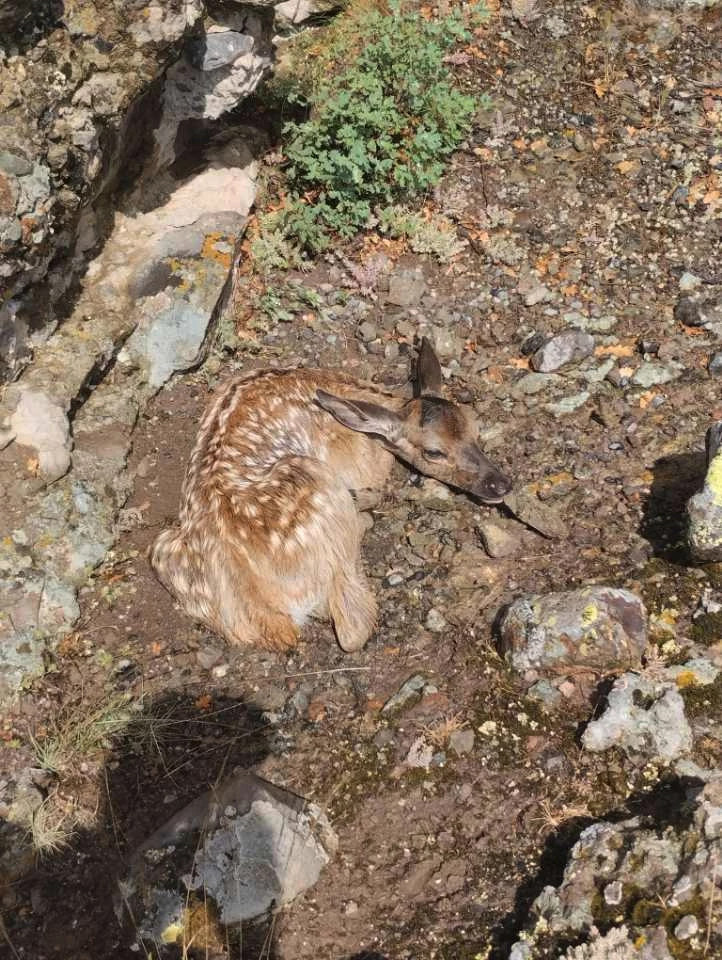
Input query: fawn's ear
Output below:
<box><xmin>315</xmin><ymin>390</ymin><xmax>402</xmax><ymax>442</ymax></box>
<box><xmin>413</xmin><ymin>336</ymin><xmax>443</xmax><ymax>397</ymax></box>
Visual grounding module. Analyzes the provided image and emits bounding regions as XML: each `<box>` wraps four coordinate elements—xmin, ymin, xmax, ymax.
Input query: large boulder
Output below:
<box><xmin>118</xmin><ymin>772</ymin><xmax>338</xmax><ymax>950</ymax></box>
<box><xmin>0</xmin><ymin>0</ymin><xmax>273</xmax><ymax>382</ymax></box>
<box><xmin>508</xmin><ymin>774</ymin><xmax>722</xmax><ymax>959</ymax></box>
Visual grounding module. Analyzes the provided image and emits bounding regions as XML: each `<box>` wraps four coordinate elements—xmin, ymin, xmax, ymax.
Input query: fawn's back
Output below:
<box><xmin>152</xmin><ymin>341</ymin><xmax>511</xmax><ymax>652</ymax></box>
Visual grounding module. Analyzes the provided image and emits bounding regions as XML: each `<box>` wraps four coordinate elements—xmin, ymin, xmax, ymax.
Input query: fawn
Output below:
<box><xmin>151</xmin><ymin>339</ymin><xmax>512</xmax><ymax>653</ymax></box>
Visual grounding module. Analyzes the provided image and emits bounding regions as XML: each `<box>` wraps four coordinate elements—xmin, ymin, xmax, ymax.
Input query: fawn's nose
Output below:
<box><xmin>477</xmin><ymin>470</ymin><xmax>513</xmax><ymax>503</ymax></box>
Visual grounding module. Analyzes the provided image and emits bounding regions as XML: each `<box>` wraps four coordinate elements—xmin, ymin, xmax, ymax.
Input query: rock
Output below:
<box><xmin>504</xmin><ymin>486</ymin><xmax>568</xmax><ymax>539</ymax></box>
<box><xmin>530</xmin><ymin>331</ymin><xmax>594</xmax><ymax>373</ymax></box>
<box><xmin>0</xmin><ymin>571</ymin><xmax>80</xmax><ymax>695</ymax></box>
<box><xmin>632</xmin><ymin>361</ymin><xmax>683</xmax><ymax>388</ymax></box>
<box><xmin>674</xmin><ymin>915</ymin><xmax>699</xmax><ymax>940</ymax></box>
<box><xmin>449</xmin><ymin>728</ymin><xmax>475</xmax><ymax>756</ymax></box>
<box><xmin>508</xmin><ymin>774</ymin><xmax>722</xmax><ymax>958</ymax></box>
<box><xmin>382</xmin><ymin>675</ymin><xmax>436</xmax><ymax>715</ymax></box>
<box><xmin>688</xmin><ymin>421</ymin><xmax>722</xmax><ymax>562</ymax></box>
<box><xmin>582</xmin><ymin>672</ymin><xmax>692</xmax><ymax>761</ymax></box>
<box><xmin>119</xmin><ymin>772</ymin><xmax>337</xmax><ymax>946</ymax></box>
<box><xmin>3</xmin><ymin>388</ymin><xmax>71</xmax><ymax>483</ymax></box>
<box><xmin>517</xmin><ymin>273</ymin><xmax>552</xmax><ymax>306</ymax></box>
<box><xmin>709</xmin><ymin>352</ymin><xmax>722</xmax><ymax>376</ymax></box>
<box><xmin>275</xmin><ymin>0</ymin><xmax>337</xmax><ymax>26</ymax></box>
<box><xmin>425</xmin><ymin>608</ymin><xmax>447</xmax><ymax>633</ymax></box>
<box><xmin>478</xmin><ymin>518</ymin><xmax>522</xmax><ymax>558</ymax></box>
<box><xmin>674</xmin><ymin>296</ymin><xmax>703</xmax><ymax>326</ymax></box>
<box><xmin>499</xmin><ymin>586</ymin><xmax>647</xmax><ymax>680</ymax></box>
<box><xmin>0</xmin><ymin>2</ymin><xmax>278</xmax><ymax>384</ymax></box>
<box><xmin>388</xmin><ymin>268</ymin><xmax>426</xmax><ymax>307</ymax></box>
<box><xmin>358</xmin><ymin>320</ymin><xmax>378</xmax><ymax>343</ymax></box>
<box><xmin>666</xmin><ymin>657</ymin><xmax>720</xmax><ymax>687</ymax></box>
<box><xmin>545</xmin><ymin>391</ymin><xmax>590</xmax><ymax>415</ymax></box>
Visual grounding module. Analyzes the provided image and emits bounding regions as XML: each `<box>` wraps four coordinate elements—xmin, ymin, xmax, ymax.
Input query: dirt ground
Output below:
<box><xmin>3</xmin><ymin>1</ymin><xmax>722</xmax><ymax>958</ymax></box>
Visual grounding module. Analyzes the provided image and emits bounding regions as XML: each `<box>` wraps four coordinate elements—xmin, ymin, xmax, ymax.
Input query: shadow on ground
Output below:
<box><xmin>639</xmin><ymin>451</ymin><xmax>706</xmax><ymax>563</ymax></box>
<box><xmin>5</xmin><ymin>691</ymin><xmax>283</xmax><ymax>960</ymax></box>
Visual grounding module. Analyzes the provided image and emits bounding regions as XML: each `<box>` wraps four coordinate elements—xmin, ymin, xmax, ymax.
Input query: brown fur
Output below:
<box><xmin>151</xmin><ymin>341</ymin><xmax>511</xmax><ymax>652</ymax></box>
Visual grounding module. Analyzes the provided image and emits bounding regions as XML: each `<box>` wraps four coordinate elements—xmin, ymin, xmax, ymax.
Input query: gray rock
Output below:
<box><xmin>478</xmin><ymin>518</ymin><xmax>522</xmax><ymax>558</ymax></box>
<box><xmin>504</xmin><ymin>486</ymin><xmax>568</xmax><ymax>539</ymax></box>
<box><xmin>508</xmin><ymin>774</ymin><xmax>722</xmax><ymax>958</ymax></box>
<box><xmin>582</xmin><ymin>673</ymin><xmax>692</xmax><ymax>761</ymax></box>
<box><xmin>119</xmin><ymin>772</ymin><xmax>337</xmax><ymax>944</ymax></box>
<box><xmin>545</xmin><ymin>391</ymin><xmax>591</xmax><ymax>415</ymax></box>
<box><xmin>425</xmin><ymin>608</ymin><xmax>447</xmax><ymax>633</ymax></box>
<box><xmin>674</xmin><ymin>295</ymin><xmax>703</xmax><ymax>326</ymax></box>
<box><xmin>688</xmin><ymin>422</ymin><xmax>722</xmax><ymax>562</ymax></box>
<box><xmin>449</xmin><ymin>728</ymin><xmax>475</xmax><ymax>756</ymax></box>
<box><xmin>709</xmin><ymin>352</ymin><xmax>722</xmax><ymax>376</ymax></box>
<box><xmin>674</xmin><ymin>915</ymin><xmax>699</xmax><ymax>940</ymax></box>
<box><xmin>381</xmin><ymin>675</ymin><xmax>435</xmax><ymax>715</ymax></box>
<box><xmin>632</xmin><ymin>361</ymin><xmax>683</xmax><ymax>388</ymax></box>
<box><xmin>499</xmin><ymin>586</ymin><xmax>647</xmax><ymax>679</ymax></box>
<box><xmin>388</xmin><ymin>268</ymin><xmax>426</xmax><ymax>307</ymax></box>
<box><xmin>531</xmin><ymin>331</ymin><xmax>595</xmax><ymax>373</ymax></box>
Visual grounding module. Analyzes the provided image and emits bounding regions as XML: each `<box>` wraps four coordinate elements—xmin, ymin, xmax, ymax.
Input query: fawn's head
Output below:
<box><xmin>316</xmin><ymin>338</ymin><xmax>512</xmax><ymax>503</ymax></box>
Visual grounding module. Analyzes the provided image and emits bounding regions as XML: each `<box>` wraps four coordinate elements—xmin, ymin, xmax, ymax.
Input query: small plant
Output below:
<box><xmin>32</xmin><ymin>692</ymin><xmax>136</xmax><ymax>777</ymax></box>
<box><xmin>376</xmin><ymin>204</ymin><xmax>468</xmax><ymax>262</ymax></box>
<box><xmin>272</xmin><ymin>0</ymin><xmax>487</xmax><ymax>252</ymax></box>
<box><xmin>29</xmin><ymin>798</ymin><xmax>73</xmax><ymax>855</ymax></box>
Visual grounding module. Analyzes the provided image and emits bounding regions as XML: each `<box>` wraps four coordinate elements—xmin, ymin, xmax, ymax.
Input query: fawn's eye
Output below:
<box><xmin>423</xmin><ymin>448</ymin><xmax>447</xmax><ymax>461</ymax></box>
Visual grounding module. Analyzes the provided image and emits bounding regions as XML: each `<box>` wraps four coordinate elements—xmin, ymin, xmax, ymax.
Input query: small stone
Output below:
<box><xmin>478</xmin><ymin>518</ymin><xmax>522</xmax><ymax>558</ymax></box>
<box><xmin>197</xmin><ymin>647</ymin><xmax>223</xmax><ymax>669</ymax></box>
<box><xmin>344</xmin><ymin>900</ymin><xmax>359</xmax><ymax>916</ymax></box>
<box><xmin>504</xmin><ymin>486</ymin><xmax>568</xmax><ymax>539</ymax></box>
<box><xmin>679</xmin><ymin>271</ymin><xmax>701</xmax><ymax>292</ymax></box>
<box><xmin>632</xmin><ymin>361</ymin><xmax>683</xmax><ymax>388</ymax></box>
<box><xmin>709</xmin><ymin>352</ymin><xmax>722</xmax><ymax>376</ymax></box>
<box><xmin>674</xmin><ymin>296</ymin><xmax>702</xmax><ymax>326</ymax></box>
<box><xmin>531</xmin><ymin>330</ymin><xmax>594</xmax><ymax>373</ymax></box>
<box><xmin>674</xmin><ymin>915</ymin><xmax>699</xmax><ymax>941</ymax></box>
<box><xmin>425</xmin><ymin>608</ymin><xmax>447</xmax><ymax>633</ymax></box>
<box><xmin>604</xmin><ymin>880</ymin><xmax>624</xmax><ymax>905</ymax></box>
<box><xmin>358</xmin><ymin>320</ymin><xmax>378</xmax><ymax>343</ymax></box>
<box><xmin>381</xmin><ymin>675</ymin><xmax>430</xmax><ymax>715</ymax></box>
<box><xmin>688</xmin><ymin>422</ymin><xmax>722</xmax><ymax>562</ymax></box>
<box><xmin>545</xmin><ymin>391</ymin><xmax>590</xmax><ymax>415</ymax></box>
<box><xmin>388</xmin><ymin>268</ymin><xmax>426</xmax><ymax>307</ymax></box>
<box><xmin>448</xmin><ymin>728</ymin><xmax>475</xmax><ymax>756</ymax></box>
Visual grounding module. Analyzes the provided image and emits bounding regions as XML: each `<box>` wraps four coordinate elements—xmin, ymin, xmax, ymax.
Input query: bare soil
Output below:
<box><xmin>3</xmin><ymin>2</ymin><xmax>722</xmax><ymax>958</ymax></box>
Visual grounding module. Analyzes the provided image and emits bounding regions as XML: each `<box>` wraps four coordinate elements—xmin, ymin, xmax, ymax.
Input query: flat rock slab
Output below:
<box><xmin>499</xmin><ymin>585</ymin><xmax>647</xmax><ymax>679</ymax></box>
<box><xmin>120</xmin><ymin>772</ymin><xmax>337</xmax><ymax>948</ymax></box>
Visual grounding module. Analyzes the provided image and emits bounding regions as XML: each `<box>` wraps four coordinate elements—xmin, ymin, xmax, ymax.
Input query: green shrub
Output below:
<box><xmin>275</xmin><ymin>1</ymin><xmax>486</xmax><ymax>252</ymax></box>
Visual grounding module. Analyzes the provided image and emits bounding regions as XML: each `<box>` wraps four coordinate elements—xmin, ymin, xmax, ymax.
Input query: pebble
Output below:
<box><xmin>358</xmin><ymin>320</ymin><xmax>378</xmax><ymax>343</ymax></box>
<box><xmin>448</xmin><ymin>728</ymin><xmax>475</xmax><ymax>756</ymax></box>
<box><xmin>709</xmin><ymin>352</ymin><xmax>722</xmax><ymax>376</ymax></box>
<box><xmin>674</xmin><ymin>296</ymin><xmax>701</xmax><ymax>326</ymax></box>
<box><xmin>478</xmin><ymin>518</ymin><xmax>522</xmax><ymax>558</ymax></box>
<box><xmin>674</xmin><ymin>915</ymin><xmax>699</xmax><ymax>941</ymax></box>
<box><xmin>425</xmin><ymin>608</ymin><xmax>447</xmax><ymax>633</ymax></box>
<box><xmin>631</xmin><ymin>361</ymin><xmax>682</xmax><ymax>388</ymax></box>
<box><xmin>388</xmin><ymin>268</ymin><xmax>426</xmax><ymax>307</ymax></box>
<box><xmin>531</xmin><ymin>330</ymin><xmax>594</xmax><ymax>373</ymax></box>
